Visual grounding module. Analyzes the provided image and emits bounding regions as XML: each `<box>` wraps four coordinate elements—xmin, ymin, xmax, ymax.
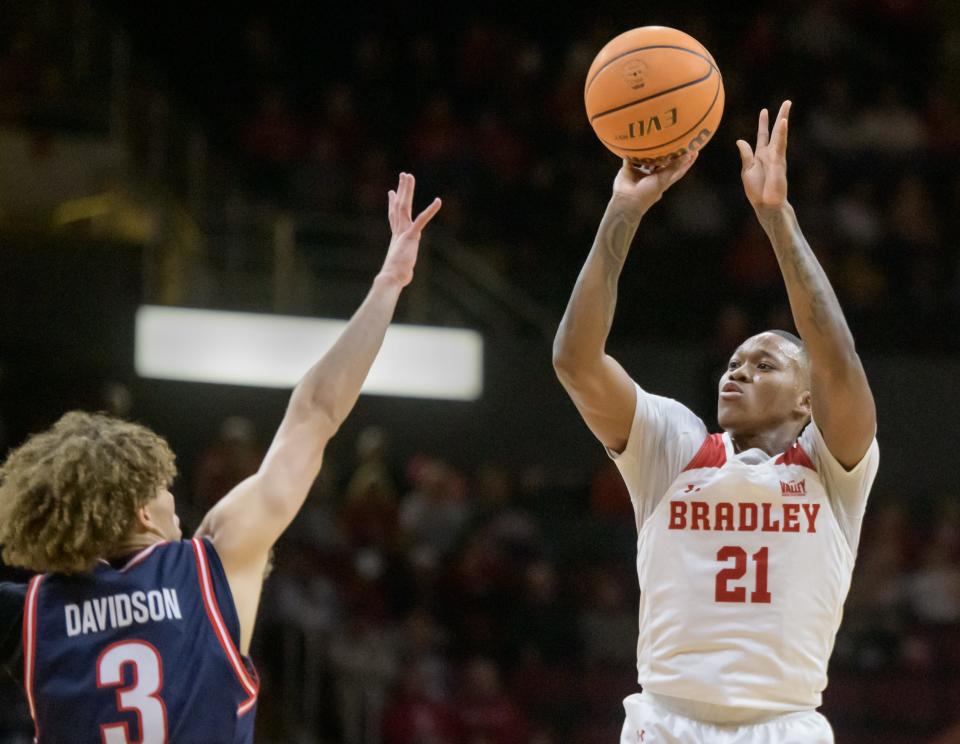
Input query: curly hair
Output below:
<box><xmin>0</xmin><ymin>411</ymin><xmax>177</xmax><ymax>574</ymax></box>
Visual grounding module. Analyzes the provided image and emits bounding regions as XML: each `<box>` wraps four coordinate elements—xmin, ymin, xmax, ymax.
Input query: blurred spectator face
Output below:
<box><xmin>889</xmin><ymin>174</ymin><xmax>940</xmax><ymax>247</ymax></box>
<box><xmin>417</xmin><ymin>459</ymin><xmax>450</xmax><ymax>499</ymax></box>
<box><xmin>348</xmin><ymin>467</ymin><xmax>396</xmax><ymax>506</ymax></box>
<box><xmin>102</xmin><ymin>381</ymin><xmax>133</xmax><ymax>418</ymax></box>
<box><xmin>221</xmin><ymin>415</ymin><xmax>255</xmax><ymax>446</ymax></box>
<box><xmin>404</xmin><ymin>608</ymin><xmax>443</xmax><ymax>655</ymax></box>
<box><xmin>459</xmin><ymin>534</ymin><xmax>502</xmax><ymax>589</ymax></box>
<box><xmin>324</xmin><ymin>82</ymin><xmax>358</xmax><ymax>126</ymax></box>
<box><xmin>595</xmin><ymin>573</ymin><xmax>626</xmax><ymax>611</ymax></box>
<box><xmin>475</xmin><ymin>464</ymin><xmax>512</xmax><ymax>508</ymax></box>
<box><xmin>400</xmin><ymin>661</ymin><xmax>432</xmax><ymax>698</ymax></box>
<box><xmin>910</xmin><ymin>539</ymin><xmax>960</xmax><ymax>625</ymax></box>
<box><xmin>195</xmin><ymin>416</ymin><xmax>262</xmax><ymax>508</ymax></box>
<box><xmin>357</xmin><ymin>425</ymin><xmax>388</xmax><ymax>461</ymax></box>
<box><xmin>833</xmin><ymin>180</ymin><xmax>882</xmax><ymax>247</ymax></box>
<box><xmin>463</xmin><ymin>659</ymin><xmax>501</xmax><ymax>700</ymax></box>
<box><xmin>524</xmin><ymin>561</ymin><xmax>557</xmax><ymax>605</ymax></box>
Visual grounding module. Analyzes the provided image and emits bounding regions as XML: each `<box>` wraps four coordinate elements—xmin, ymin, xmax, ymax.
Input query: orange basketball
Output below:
<box><xmin>584</xmin><ymin>26</ymin><xmax>724</xmax><ymax>171</ymax></box>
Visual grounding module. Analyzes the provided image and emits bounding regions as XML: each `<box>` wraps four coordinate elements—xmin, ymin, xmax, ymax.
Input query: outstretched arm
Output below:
<box><xmin>552</xmin><ymin>154</ymin><xmax>697</xmax><ymax>452</ymax></box>
<box><xmin>737</xmin><ymin>102</ymin><xmax>875</xmax><ymax>468</ymax></box>
<box><xmin>197</xmin><ymin>173</ymin><xmax>441</xmax><ymax>650</ymax></box>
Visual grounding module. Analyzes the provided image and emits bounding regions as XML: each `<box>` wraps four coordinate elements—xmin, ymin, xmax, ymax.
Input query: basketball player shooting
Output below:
<box><xmin>553</xmin><ymin>101</ymin><xmax>878</xmax><ymax>743</ymax></box>
<box><xmin>0</xmin><ymin>174</ymin><xmax>440</xmax><ymax>743</ymax></box>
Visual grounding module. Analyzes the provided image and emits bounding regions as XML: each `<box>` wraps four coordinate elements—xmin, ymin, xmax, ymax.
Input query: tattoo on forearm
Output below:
<box><xmin>764</xmin><ymin>209</ymin><xmax>846</xmax><ymax>340</ymax></box>
<box><xmin>558</xmin><ymin>203</ymin><xmax>640</xmax><ymax>355</ymax></box>
<box><xmin>599</xmin><ymin>211</ymin><xmax>638</xmax><ymax>328</ymax></box>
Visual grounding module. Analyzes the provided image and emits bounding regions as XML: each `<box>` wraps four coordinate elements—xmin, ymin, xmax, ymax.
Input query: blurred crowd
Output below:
<box><xmin>3</xmin><ymin>1</ymin><xmax>960</xmax><ymax>743</ymax></box>
<box><xmin>218</xmin><ymin>1</ymin><xmax>960</xmax><ymax>350</ymax></box>
<box><xmin>0</xmin><ymin>0</ymin><xmax>112</xmax><ymax>133</ymax></box>
<box><xmin>5</xmin><ymin>1</ymin><xmax>960</xmax><ymax>348</ymax></box>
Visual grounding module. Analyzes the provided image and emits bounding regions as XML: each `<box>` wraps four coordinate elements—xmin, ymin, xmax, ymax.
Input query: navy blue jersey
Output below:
<box><xmin>23</xmin><ymin>538</ymin><xmax>258</xmax><ymax>744</ymax></box>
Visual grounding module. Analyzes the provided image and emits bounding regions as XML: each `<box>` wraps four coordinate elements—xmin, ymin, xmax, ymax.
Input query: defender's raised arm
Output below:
<box><xmin>197</xmin><ymin>173</ymin><xmax>441</xmax><ymax>651</ymax></box>
<box><xmin>737</xmin><ymin>102</ymin><xmax>876</xmax><ymax>468</ymax></box>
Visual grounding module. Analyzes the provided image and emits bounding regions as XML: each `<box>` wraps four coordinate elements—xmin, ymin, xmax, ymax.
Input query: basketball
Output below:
<box><xmin>584</xmin><ymin>26</ymin><xmax>725</xmax><ymax>171</ymax></box>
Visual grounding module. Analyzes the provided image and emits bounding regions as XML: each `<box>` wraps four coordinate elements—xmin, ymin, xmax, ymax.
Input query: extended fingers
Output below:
<box><xmin>390</xmin><ymin>172</ymin><xmax>437</xmax><ymax>231</ymax></box>
<box><xmin>387</xmin><ymin>189</ymin><xmax>398</xmax><ymax>228</ymax></box>
<box><xmin>412</xmin><ymin>197</ymin><xmax>442</xmax><ymax>232</ymax></box>
<box><xmin>756</xmin><ymin>108</ymin><xmax>769</xmax><ymax>149</ymax></box>
<box><xmin>736</xmin><ymin>139</ymin><xmax>754</xmax><ymax>170</ymax></box>
<box><xmin>400</xmin><ymin>172</ymin><xmax>415</xmax><ymax>219</ymax></box>
<box><xmin>664</xmin><ymin>150</ymin><xmax>698</xmax><ymax>184</ymax></box>
<box><xmin>775</xmin><ymin>100</ymin><xmax>792</xmax><ymax>124</ymax></box>
<box><xmin>770</xmin><ymin>100</ymin><xmax>791</xmax><ymax>156</ymax></box>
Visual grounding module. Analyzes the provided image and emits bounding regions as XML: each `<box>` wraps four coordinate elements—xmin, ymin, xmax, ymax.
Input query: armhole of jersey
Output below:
<box><xmin>22</xmin><ymin>574</ymin><xmax>43</xmax><ymax>742</ymax></box>
<box><xmin>681</xmin><ymin>433</ymin><xmax>726</xmax><ymax>472</ymax></box>
<box><xmin>190</xmin><ymin>538</ymin><xmax>259</xmax><ymax>716</ymax></box>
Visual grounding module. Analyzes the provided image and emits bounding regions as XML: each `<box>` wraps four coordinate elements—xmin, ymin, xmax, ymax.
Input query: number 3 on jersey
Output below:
<box><xmin>96</xmin><ymin>641</ymin><xmax>169</xmax><ymax>744</ymax></box>
<box><xmin>715</xmin><ymin>546</ymin><xmax>771</xmax><ymax>604</ymax></box>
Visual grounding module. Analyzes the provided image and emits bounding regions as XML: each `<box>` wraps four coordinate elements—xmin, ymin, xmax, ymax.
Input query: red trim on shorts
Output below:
<box><xmin>22</xmin><ymin>574</ymin><xmax>44</xmax><ymax>742</ymax></box>
<box><xmin>682</xmin><ymin>433</ymin><xmax>727</xmax><ymax>471</ymax></box>
<box><xmin>190</xmin><ymin>538</ymin><xmax>258</xmax><ymax>715</ymax></box>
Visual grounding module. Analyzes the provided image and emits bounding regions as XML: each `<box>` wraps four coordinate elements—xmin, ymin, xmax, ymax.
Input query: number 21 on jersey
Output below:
<box><xmin>715</xmin><ymin>546</ymin><xmax>771</xmax><ymax>603</ymax></box>
<box><xmin>96</xmin><ymin>641</ymin><xmax>168</xmax><ymax>744</ymax></box>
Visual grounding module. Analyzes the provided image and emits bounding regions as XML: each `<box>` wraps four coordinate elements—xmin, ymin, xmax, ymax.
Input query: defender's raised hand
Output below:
<box><xmin>737</xmin><ymin>101</ymin><xmax>791</xmax><ymax>215</ymax></box>
<box><xmin>612</xmin><ymin>152</ymin><xmax>698</xmax><ymax>218</ymax></box>
<box><xmin>380</xmin><ymin>172</ymin><xmax>442</xmax><ymax>288</ymax></box>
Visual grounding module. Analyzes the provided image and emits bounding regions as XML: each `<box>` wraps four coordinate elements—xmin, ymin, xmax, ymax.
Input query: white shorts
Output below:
<box><xmin>620</xmin><ymin>693</ymin><xmax>834</xmax><ymax>744</ymax></box>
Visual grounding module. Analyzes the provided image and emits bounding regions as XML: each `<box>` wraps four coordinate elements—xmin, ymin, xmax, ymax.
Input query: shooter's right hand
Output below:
<box><xmin>611</xmin><ymin>151</ymin><xmax>698</xmax><ymax>218</ymax></box>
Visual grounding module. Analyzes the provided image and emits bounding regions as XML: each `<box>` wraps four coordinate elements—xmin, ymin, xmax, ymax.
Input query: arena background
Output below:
<box><xmin>2</xmin><ymin>1</ymin><xmax>960</xmax><ymax>742</ymax></box>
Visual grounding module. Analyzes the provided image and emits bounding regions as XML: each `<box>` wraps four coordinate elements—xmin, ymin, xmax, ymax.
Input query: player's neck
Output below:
<box><xmin>108</xmin><ymin>532</ymin><xmax>166</xmax><ymax>560</ymax></box>
<box><xmin>728</xmin><ymin>421</ymin><xmax>804</xmax><ymax>457</ymax></box>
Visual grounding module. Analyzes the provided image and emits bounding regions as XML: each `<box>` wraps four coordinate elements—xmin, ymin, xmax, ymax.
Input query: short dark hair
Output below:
<box><xmin>767</xmin><ymin>329</ymin><xmax>805</xmax><ymax>352</ymax></box>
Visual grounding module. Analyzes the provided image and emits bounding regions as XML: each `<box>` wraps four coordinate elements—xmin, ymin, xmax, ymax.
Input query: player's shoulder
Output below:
<box><xmin>167</xmin><ymin>536</ymin><xmax>230</xmax><ymax>580</ymax></box>
<box><xmin>634</xmin><ymin>383</ymin><xmax>708</xmax><ymax>433</ymax></box>
<box><xmin>797</xmin><ymin>420</ymin><xmax>879</xmax><ymax>474</ymax></box>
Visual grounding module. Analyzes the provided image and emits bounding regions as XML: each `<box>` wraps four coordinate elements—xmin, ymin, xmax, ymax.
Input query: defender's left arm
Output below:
<box><xmin>196</xmin><ymin>174</ymin><xmax>440</xmax><ymax>652</ymax></box>
<box><xmin>737</xmin><ymin>101</ymin><xmax>876</xmax><ymax>468</ymax></box>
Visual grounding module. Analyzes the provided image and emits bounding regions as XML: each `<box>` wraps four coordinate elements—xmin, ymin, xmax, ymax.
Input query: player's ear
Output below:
<box><xmin>795</xmin><ymin>389</ymin><xmax>812</xmax><ymax>420</ymax></box>
<box><xmin>133</xmin><ymin>503</ymin><xmax>158</xmax><ymax>535</ymax></box>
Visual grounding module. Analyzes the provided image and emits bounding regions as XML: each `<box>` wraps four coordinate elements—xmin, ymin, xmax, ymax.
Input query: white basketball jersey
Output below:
<box><xmin>612</xmin><ymin>386</ymin><xmax>879</xmax><ymax>713</ymax></box>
